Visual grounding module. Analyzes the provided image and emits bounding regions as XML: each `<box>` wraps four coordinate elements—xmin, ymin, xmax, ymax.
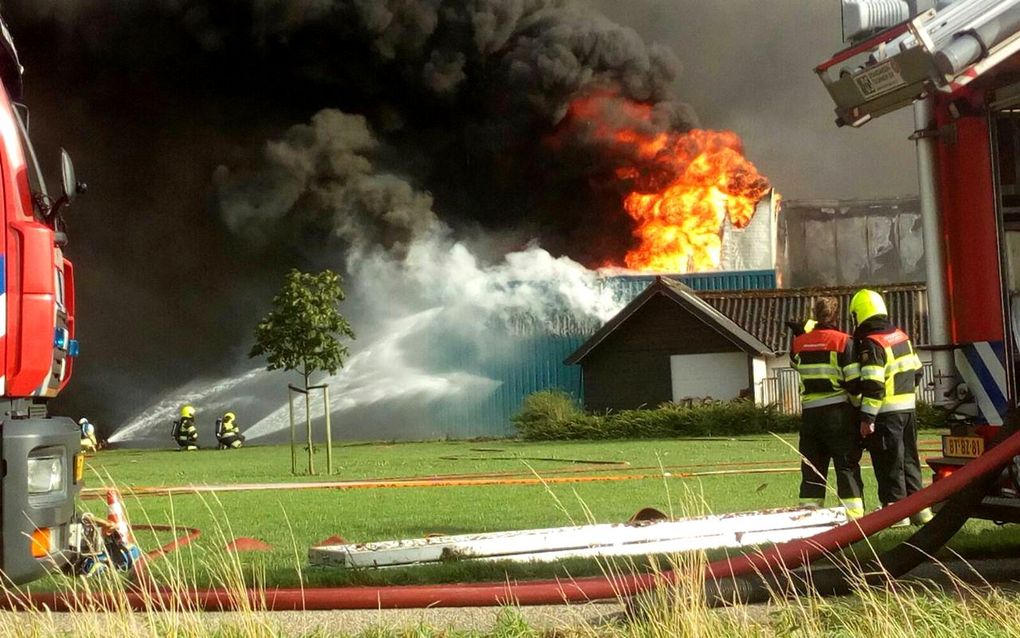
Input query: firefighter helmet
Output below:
<box><xmin>849</xmin><ymin>289</ymin><xmax>888</xmax><ymax>324</ymax></box>
<box><xmin>78</xmin><ymin>417</ymin><xmax>89</xmax><ymax>425</ymax></box>
<box><xmin>223</xmin><ymin>412</ymin><xmax>235</xmax><ymax>422</ymax></box>
<box><xmin>180</xmin><ymin>405</ymin><xmax>195</xmax><ymax>419</ymax></box>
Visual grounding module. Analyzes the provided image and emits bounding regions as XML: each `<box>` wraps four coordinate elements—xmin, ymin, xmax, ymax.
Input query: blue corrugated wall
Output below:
<box><xmin>430</xmin><ymin>269</ymin><xmax>777</xmax><ymax>437</ymax></box>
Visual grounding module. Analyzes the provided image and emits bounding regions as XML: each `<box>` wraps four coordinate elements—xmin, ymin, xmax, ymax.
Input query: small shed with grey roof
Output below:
<box><xmin>565</xmin><ymin>277</ymin><xmax>774</xmax><ymax>411</ymax></box>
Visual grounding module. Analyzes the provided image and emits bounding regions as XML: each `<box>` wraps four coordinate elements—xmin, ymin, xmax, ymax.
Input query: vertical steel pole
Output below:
<box><xmin>305</xmin><ymin>385</ymin><xmax>315</xmax><ymax>475</ymax></box>
<box><xmin>288</xmin><ymin>390</ymin><xmax>296</xmax><ymax>475</ymax></box>
<box><xmin>914</xmin><ymin>96</ymin><xmax>955</xmax><ymax>404</ymax></box>
<box><xmin>324</xmin><ymin>386</ymin><xmax>333</xmax><ymax>475</ymax></box>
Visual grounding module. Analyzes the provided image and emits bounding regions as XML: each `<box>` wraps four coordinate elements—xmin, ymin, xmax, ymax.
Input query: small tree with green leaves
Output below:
<box><xmin>250</xmin><ymin>269</ymin><xmax>355</xmax><ymax>473</ymax></box>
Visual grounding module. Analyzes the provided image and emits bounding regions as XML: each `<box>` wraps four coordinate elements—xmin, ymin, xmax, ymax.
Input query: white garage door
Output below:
<box><xmin>670</xmin><ymin>352</ymin><xmax>748</xmax><ymax>401</ymax></box>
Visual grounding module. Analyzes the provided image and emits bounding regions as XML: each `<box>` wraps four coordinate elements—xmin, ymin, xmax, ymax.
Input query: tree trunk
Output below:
<box><xmin>304</xmin><ymin>369</ymin><xmax>314</xmax><ymax>475</ymax></box>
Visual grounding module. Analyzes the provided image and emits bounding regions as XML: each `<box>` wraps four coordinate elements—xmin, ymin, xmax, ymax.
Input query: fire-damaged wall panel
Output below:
<box><xmin>721</xmin><ymin>190</ymin><xmax>779</xmax><ymax>271</ymax></box>
<box><xmin>780</xmin><ymin>198</ymin><xmax>924</xmax><ymax>288</ymax></box>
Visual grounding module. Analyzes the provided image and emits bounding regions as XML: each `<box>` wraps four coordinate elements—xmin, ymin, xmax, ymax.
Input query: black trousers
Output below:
<box><xmin>866</xmin><ymin>410</ymin><xmax>923</xmax><ymax>505</ymax></box>
<box><xmin>799</xmin><ymin>402</ymin><xmax>864</xmax><ymax>500</ymax></box>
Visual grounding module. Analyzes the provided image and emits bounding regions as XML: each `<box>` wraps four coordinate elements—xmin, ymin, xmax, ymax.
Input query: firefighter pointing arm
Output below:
<box><xmin>850</xmin><ymin>289</ymin><xmax>932</xmax><ymax>525</ymax></box>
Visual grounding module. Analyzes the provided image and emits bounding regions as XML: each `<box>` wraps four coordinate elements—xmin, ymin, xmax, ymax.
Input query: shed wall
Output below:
<box><xmin>580</xmin><ymin>294</ymin><xmax>743</xmax><ymax>411</ymax></box>
<box><xmin>671</xmin><ymin>352</ymin><xmax>749</xmax><ymax>401</ymax></box>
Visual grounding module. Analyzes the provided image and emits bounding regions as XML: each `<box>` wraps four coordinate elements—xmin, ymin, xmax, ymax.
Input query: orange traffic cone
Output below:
<box><xmin>105</xmin><ymin>489</ymin><xmax>132</xmax><ymax>544</ymax></box>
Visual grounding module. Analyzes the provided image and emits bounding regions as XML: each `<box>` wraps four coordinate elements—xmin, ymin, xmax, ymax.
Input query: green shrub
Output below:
<box><xmin>514</xmin><ymin>394</ymin><xmax>800</xmax><ymax>440</ymax></box>
<box><xmin>917</xmin><ymin>402</ymin><xmax>949</xmax><ymax>430</ymax></box>
<box><xmin>511</xmin><ymin>390</ymin><xmax>594</xmax><ymax>440</ymax></box>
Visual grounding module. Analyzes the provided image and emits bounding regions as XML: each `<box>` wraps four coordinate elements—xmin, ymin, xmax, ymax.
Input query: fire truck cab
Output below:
<box><xmin>818</xmin><ymin>0</ymin><xmax>1020</xmax><ymax>520</ymax></box>
<box><xmin>0</xmin><ymin>17</ymin><xmax>83</xmax><ymax>583</ymax></box>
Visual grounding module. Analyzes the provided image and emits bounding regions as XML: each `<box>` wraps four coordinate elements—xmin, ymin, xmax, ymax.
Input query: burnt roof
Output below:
<box><xmin>564</xmin><ymin>277</ymin><xmax>772</xmax><ymax>365</ymax></box>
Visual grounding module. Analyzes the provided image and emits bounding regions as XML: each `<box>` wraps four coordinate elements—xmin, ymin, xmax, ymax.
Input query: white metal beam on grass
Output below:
<box><xmin>471</xmin><ymin>524</ymin><xmax>839</xmax><ymax>563</ymax></box>
<box><xmin>309</xmin><ymin>507</ymin><xmax>847</xmax><ymax>568</ymax></box>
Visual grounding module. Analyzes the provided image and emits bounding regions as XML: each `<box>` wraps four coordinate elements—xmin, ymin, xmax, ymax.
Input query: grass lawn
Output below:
<box><xmin>31</xmin><ymin>433</ymin><xmax>1020</xmax><ymax>590</ymax></box>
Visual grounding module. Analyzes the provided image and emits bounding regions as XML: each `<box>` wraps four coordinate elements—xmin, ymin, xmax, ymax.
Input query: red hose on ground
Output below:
<box><xmin>12</xmin><ymin>429</ymin><xmax>1020</xmax><ymax>612</ymax></box>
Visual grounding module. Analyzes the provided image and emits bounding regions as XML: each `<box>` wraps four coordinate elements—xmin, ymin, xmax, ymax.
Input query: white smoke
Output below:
<box><xmin>111</xmin><ymin>109</ymin><xmax>622</xmax><ymax>445</ymax></box>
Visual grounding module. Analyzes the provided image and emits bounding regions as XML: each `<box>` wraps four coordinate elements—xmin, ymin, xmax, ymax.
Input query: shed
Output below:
<box><xmin>565</xmin><ymin>277</ymin><xmax>773</xmax><ymax>411</ymax></box>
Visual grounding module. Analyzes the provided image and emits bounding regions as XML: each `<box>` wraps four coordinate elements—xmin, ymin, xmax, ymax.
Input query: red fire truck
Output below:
<box><xmin>0</xmin><ymin>17</ymin><xmax>83</xmax><ymax>583</ymax></box>
<box><xmin>817</xmin><ymin>0</ymin><xmax>1020</xmax><ymax>520</ymax></box>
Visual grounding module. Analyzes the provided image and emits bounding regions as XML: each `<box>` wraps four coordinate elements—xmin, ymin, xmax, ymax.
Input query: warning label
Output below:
<box><xmin>853</xmin><ymin>60</ymin><xmax>906</xmax><ymax>98</ymax></box>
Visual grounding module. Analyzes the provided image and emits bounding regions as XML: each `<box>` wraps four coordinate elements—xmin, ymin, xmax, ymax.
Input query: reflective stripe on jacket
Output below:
<box><xmin>858</xmin><ymin>328</ymin><xmax>922</xmax><ymax>418</ymax></box>
<box><xmin>791</xmin><ymin>327</ymin><xmax>857</xmax><ymax>409</ymax></box>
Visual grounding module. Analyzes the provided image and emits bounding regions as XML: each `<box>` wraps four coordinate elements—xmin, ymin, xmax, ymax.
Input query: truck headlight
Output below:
<box><xmin>27</xmin><ymin>455</ymin><xmax>64</xmax><ymax>494</ymax></box>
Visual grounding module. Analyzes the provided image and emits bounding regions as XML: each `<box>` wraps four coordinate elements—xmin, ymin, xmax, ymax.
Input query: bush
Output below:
<box><xmin>512</xmin><ymin>390</ymin><xmax>600</xmax><ymax>440</ymax></box>
<box><xmin>917</xmin><ymin>402</ymin><xmax>950</xmax><ymax>431</ymax></box>
<box><xmin>514</xmin><ymin>393</ymin><xmax>800</xmax><ymax>440</ymax></box>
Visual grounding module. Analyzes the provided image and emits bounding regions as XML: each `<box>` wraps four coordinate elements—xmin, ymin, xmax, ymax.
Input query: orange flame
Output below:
<box><xmin>567</xmin><ymin>93</ymin><xmax>773</xmax><ymax>272</ymax></box>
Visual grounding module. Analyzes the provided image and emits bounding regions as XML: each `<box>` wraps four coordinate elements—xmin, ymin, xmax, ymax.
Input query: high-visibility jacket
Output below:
<box><xmin>80</xmin><ymin>422</ymin><xmax>97</xmax><ymax>451</ymax></box>
<box><xmin>857</xmin><ymin>327</ymin><xmax>923</xmax><ymax>420</ymax></box>
<box><xmin>216</xmin><ymin>418</ymin><xmax>238</xmax><ymax>437</ymax></box>
<box><xmin>791</xmin><ymin>326</ymin><xmax>859</xmax><ymax>409</ymax></box>
<box><xmin>173</xmin><ymin>417</ymin><xmax>198</xmax><ymax>443</ymax></box>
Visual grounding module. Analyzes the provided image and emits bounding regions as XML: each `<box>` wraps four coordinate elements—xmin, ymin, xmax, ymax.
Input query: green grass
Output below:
<box><xmin>29</xmin><ymin>433</ymin><xmax>1019</xmax><ymax>591</ymax></box>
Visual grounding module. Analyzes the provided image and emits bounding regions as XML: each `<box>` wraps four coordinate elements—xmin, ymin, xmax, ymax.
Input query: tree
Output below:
<box><xmin>250</xmin><ymin>269</ymin><xmax>355</xmax><ymax>473</ymax></box>
<box><xmin>251</xmin><ymin>269</ymin><xmax>355</xmax><ymax>385</ymax></box>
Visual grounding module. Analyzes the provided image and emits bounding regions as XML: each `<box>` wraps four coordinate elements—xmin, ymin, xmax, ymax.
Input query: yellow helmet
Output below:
<box><xmin>180</xmin><ymin>405</ymin><xmax>195</xmax><ymax>419</ymax></box>
<box><xmin>223</xmin><ymin>412</ymin><xmax>236</xmax><ymax>422</ymax></box>
<box><xmin>849</xmin><ymin>289</ymin><xmax>888</xmax><ymax>324</ymax></box>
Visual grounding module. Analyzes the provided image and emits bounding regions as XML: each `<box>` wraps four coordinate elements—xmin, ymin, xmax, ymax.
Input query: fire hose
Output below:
<box><xmin>6</xmin><ymin>428</ymin><xmax>1020</xmax><ymax>612</ymax></box>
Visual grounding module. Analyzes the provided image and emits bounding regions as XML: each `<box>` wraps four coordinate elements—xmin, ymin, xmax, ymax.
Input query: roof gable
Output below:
<box><xmin>565</xmin><ymin>276</ymin><xmax>772</xmax><ymax>365</ymax></box>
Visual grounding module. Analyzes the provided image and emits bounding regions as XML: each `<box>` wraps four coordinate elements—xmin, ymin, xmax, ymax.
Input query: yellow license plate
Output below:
<box><xmin>73</xmin><ymin>453</ymin><xmax>85</xmax><ymax>483</ymax></box>
<box><xmin>942</xmin><ymin>435</ymin><xmax>985</xmax><ymax>458</ymax></box>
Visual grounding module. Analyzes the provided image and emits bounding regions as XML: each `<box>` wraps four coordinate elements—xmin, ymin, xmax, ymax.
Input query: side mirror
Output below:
<box><xmin>47</xmin><ymin>149</ymin><xmax>86</xmax><ymax>222</ymax></box>
<box><xmin>60</xmin><ymin>148</ymin><xmax>78</xmax><ymax>203</ymax></box>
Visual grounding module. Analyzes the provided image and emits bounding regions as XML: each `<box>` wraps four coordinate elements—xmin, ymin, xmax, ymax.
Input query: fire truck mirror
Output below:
<box><xmin>59</xmin><ymin>148</ymin><xmax>81</xmax><ymax>203</ymax></box>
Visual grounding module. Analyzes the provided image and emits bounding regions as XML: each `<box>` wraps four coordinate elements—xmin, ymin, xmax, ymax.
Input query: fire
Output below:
<box><xmin>566</xmin><ymin>92</ymin><xmax>773</xmax><ymax>272</ymax></box>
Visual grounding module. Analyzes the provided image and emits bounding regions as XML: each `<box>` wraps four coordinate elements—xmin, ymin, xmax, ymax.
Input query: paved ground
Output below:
<box><xmin>10</xmin><ymin>602</ymin><xmax>628</xmax><ymax>635</ymax></box>
<box><xmin>248</xmin><ymin>603</ymin><xmax>627</xmax><ymax>634</ymax></box>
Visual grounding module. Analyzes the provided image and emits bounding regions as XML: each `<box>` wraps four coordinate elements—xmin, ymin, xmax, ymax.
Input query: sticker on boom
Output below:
<box><xmin>853</xmin><ymin>59</ymin><xmax>906</xmax><ymax>99</ymax></box>
<box><xmin>942</xmin><ymin>435</ymin><xmax>985</xmax><ymax>459</ymax></box>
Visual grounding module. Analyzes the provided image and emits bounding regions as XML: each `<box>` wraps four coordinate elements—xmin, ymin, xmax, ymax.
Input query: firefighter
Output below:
<box><xmin>215</xmin><ymin>411</ymin><xmax>245</xmax><ymax>449</ymax></box>
<box><xmin>850</xmin><ymin>288</ymin><xmax>933</xmax><ymax>525</ymax></box>
<box><xmin>791</xmin><ymin>296</ymin><xmax>865</xmax><ymax>519</ymax></box>
<box><xmin>79</xmin><ymin>417</ymin><xmax>97</xmax><ymax>453</ymax></box>
<box><xmin>172</xmin><ymin>405</ymin><xmax>199</xmax><ymax>450</ymax></box>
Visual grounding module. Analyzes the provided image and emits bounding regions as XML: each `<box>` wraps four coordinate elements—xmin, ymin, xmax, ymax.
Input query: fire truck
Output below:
<box><xmin>817</xmin><ymin>0</ymin><xmax>1020</xmax><ymax>520</ymax></box>
<box><xmin>0</xmin><ymin>17</ymin><xmax>83</xmax><ymax>583</ymax></box>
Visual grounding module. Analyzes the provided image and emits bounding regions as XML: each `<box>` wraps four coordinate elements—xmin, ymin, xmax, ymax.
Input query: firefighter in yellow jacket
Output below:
<box><xmin>172</xmin><ymin>405</ymin><xmax>199</xmax><ymax>451</ymax></box>
<box><xmin>850</xmin><ymin>289</ymin><xmax>933</xmax><ymax>525</ymax></box>
<box><xmin>791</xmin><ymin>296</ymin><xmax>865</xmax><ymax>519</ymax></box>
<box><xmin>216</xmin><ymin>412</ymin><xmax>245</xmax><ymax>449</ymax></box>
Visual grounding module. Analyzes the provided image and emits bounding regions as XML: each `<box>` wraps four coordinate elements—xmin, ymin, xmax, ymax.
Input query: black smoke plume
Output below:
<box><xmin>4</xmin><ymin>1</ymin><xmax>696</xmax><ymax>434</ymax></box>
